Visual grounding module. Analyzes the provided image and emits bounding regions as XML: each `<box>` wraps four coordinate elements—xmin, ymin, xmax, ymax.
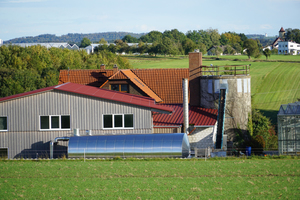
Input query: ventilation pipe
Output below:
<box><xmin>50</xmin><ymin>137</ymin><xmax>70</xmax><ymax>159</ymax></box>
<box><xmin>74</xmin><ymin>128</ymin><xmax>80</xmax><ymax>136</ymax></box>
<box><xmin>183</xmin><ymin>78</ymin><xmax>189</xmax><ymax>134</ymax></box>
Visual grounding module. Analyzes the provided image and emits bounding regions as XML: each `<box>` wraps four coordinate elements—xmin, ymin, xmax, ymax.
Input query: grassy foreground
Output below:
<box><xmin>0</xmin><ymin>158</ymin><xmax>299</xmax><ymax>199</ymax></box>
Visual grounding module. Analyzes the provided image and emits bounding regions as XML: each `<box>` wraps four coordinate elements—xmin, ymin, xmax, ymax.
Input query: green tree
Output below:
<box><xmin>263</xmin><ymin>48</ymin><xmax>271</xmax><ymax>60</ymax></box>
<box><xmin>243</xmin><ymin>39</ymin><xmax>260</xmax><ymax>59</ymax></box>
<box><xmin>197</xmin><ymin>43</ymin><xmax>207</xmax><ymax>54</ymax></box>
<box><xmin>186</xmin><ymin>30</ymin><xmax>202</xmax><ymax>44</ymax></box>
<box><xmin>285</xmin><ymin>28</ymin><xmax>300</xmax><ymax>43</ymax></box>
<box><xmin>158</xmin><ymin>37</ymin><xmax>174</xmax><ymax>56</ymax></box>
<box><xmin>223</xmin><ymin>45</ymin><xmax>235</xmax><ymax>55</ymax></box>
<box><xmin>80</xmin><ymin>37</ymin><xmax>91</xmax><ymax>48</ymax></box>
<box><xmin>210</xmin><ymin>46</ymin><xmax>222</xmax><ymax>57</ymax></box>
<box><xmin>148</xmin><ymin>42</ymin><xmax>160</xmax><ymax>57</ymax></box>
<box><xmin>232</xmin><ymin>43</ymin><xmax>242</xmax><ymax>54</ymax></box>
<box><xmin>140</xmin><ymin>31</ymin><xmax>163</xmax><ymax>43</ymax></box>
<box><xmin>99</xmin><ymin>38</ymin><xmax>107</xmax><ymax>44</ymax></box>
<box><xmin>207</xmin><ymin>28</ymin><xmax>221</xmax><ymax>46</ymax></box>
<box><xmin>182</xmin><ymin>38</ymin><xmax>197</xmax><ymax>55</ymax></box>
<box><xmin>220</xmin><ymin>34</ymin><xmax>229</xmax><ymax>45</ymax></box>
<box><xmin>122</xmin><ymin>35</ymin><xmax>139</xmax><ymax>43</ymax></box>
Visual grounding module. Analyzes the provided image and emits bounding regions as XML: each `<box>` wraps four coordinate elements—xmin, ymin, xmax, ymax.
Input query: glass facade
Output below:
<box><xmin>278</xmin><ymin>102</ymin><xmax>300</xmax><ymax>154</ymax></box>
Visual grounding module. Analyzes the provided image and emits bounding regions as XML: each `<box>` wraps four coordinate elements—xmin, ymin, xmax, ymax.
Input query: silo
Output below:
<box><xmin>189</xmin><ymin>52</ymin><xmax>251</xmax><ymax>141</ymax></box>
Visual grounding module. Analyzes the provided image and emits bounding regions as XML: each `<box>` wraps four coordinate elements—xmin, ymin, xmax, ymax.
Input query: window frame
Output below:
<box><xmin>103</xmin><ymin>114</ymin><xmax>134</xmax><ymax>129</ymax></box>
<box><xmin>39</xmin><ymin>115</ymin><xmax>71</xmax><ymax>131</ymax></box>
<box><xmin>110</xmin><ymin>84</ymin><xmax>129</xmax><ymax>93</ymax></box>
<box><xmin>0</xmin><ymin>116</ymin><xmax>8</xmax><ymax>132</ymax></box>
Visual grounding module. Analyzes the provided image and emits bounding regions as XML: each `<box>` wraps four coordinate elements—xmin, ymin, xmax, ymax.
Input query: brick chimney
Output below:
<box><xmin>100</xmin><ymin>64</ymin><xmax>105</xmax><ymax>70</ymax></box>
<box><xmin>113</xmin><ymin>64</ymin><xmax>119</xmax><ymax>74</ymax></box>
<box><xmin>189</xmin><ymin>51</ymin><xmax>202</xmax><ymax>106</ymax></box>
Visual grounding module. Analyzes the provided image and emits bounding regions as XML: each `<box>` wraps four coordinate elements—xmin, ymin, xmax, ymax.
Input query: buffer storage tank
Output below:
<box><xmin>68</xmin><ymin>133</ymin><xmax>190</xmax><ymax>158</ymax></box>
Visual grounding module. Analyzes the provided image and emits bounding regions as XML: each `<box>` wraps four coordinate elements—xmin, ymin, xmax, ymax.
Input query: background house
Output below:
<box><xmin>0</xmin><ymin>82</ymin><xmax>172</xmax><ymax>158</ymax></box>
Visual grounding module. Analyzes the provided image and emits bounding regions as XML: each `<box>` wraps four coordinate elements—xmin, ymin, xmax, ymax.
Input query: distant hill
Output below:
<box><xmin>4</xmin><ymin>32</ymin><xmax>146</xmax><ymax>44</ymax></box>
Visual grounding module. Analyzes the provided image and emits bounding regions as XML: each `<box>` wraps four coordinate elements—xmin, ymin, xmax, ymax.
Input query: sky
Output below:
<box><xmin>0</xmin><ymin>0</ymin><xmax>299</xmax><ymax>41</ymax></box>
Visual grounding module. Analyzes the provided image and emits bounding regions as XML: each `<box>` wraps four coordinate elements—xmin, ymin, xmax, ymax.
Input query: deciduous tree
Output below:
<box><xmin>243</xmin><ymin>39</ymin><xmax>260</xmax><ymax>59</ymax></box>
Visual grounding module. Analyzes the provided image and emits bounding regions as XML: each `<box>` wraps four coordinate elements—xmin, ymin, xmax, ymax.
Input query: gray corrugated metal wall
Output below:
<box><xmin>0</xmin><ymin>90</ymin><xmax>153</xmax><ymax>158</ymax></box>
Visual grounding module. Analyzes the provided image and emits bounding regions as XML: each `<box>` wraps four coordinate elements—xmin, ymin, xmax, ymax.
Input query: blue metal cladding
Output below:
<box><xmin>68</xmin><ymin>133</ymin><xmax>190</xmax><ymax>158</ymax></box>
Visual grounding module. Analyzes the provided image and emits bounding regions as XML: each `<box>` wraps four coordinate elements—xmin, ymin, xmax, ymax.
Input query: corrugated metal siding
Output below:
<box><xmin>0</xmin><ymin>131</ymin><xmax>71</xmax><ymax>159</ymax></box>
<box><xmin>0</xmin><ymin>90</ymin><xmax>153</xmax><ymax>158</ymax></box>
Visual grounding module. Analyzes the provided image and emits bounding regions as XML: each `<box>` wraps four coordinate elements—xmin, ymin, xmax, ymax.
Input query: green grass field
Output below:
<box><xmin>126</xmin><ymin>54</ymin><xmax>300</xmax><ymax>124</ymax></box>
<box><xmin>0</xmin><ymin>158</ymin><xmax>299</xmax><ymax>199</ymax></box>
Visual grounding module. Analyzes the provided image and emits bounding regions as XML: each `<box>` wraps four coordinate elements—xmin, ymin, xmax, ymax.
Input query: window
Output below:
<box><xmin>290</xmin><ymin>45</ymin><xmax>293</xmax><ymax>47</ymax></box>
<box><xmin>0</xmin><ymin>117</ymin><xmax>7</xmax><ymax>131</ymax></box>
<box><xmin>110</xmin><ymin>84</ymin><xmax>129</xmax><ymax>93</ymax></box>
<box><xmin>103</xmin><ymin>114</ymin><xmax>133</xmax><ymax>129</ymax></box>
<box><xmin>40</xmin><ymin>115</ymin><xmax>70</xmax><ymax>130</ymax></box>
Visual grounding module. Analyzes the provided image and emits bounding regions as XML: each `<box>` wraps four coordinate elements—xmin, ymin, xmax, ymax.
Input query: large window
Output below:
<box><xmin>0</xmin><ymin>117</ymin><xmax>7</xmax><ymax>131</ymax></box>
<box><xmin>40</xmin><ymin>115</ymin><xmax>70</xmax><ymax>130</ymax></box>
<box><xmin>111</xmin><ymin>84</ymin><xmax>129</xmax><ymax>93</ymax></box>
<box><xmin>103</xmin><ymin>114</ymin><xmax>133</xmax><ymax>129</ymax></box>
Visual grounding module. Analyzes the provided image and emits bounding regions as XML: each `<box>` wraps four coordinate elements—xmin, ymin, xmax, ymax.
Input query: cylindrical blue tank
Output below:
<box><xmin>68</xmin><ymin>133</ymin><xmax>190</xmax><ymax>158</ymax></box>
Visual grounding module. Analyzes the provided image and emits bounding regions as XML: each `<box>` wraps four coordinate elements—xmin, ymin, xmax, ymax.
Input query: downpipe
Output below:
<box><xmin>50</xmin><ymin>137</ymin><xmax>70</xmax><ymax>159</ymax></box>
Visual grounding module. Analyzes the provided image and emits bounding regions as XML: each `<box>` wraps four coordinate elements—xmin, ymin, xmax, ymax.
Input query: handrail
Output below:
<box><xmin>200</xmin><ymin>65</ymin><xmax>250</xmax><ymax>76</ymax></box>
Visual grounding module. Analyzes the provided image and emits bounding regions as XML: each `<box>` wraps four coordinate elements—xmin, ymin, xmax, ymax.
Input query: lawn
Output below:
<box><xmin>0</xmin><ymin>158</ymin><xmax>299</xmax><ymax>199</ymax></box>
<box><xmin>126</xmin><ymin>54</ymin><xmax>300</xmax><ymax>124</ymax></box>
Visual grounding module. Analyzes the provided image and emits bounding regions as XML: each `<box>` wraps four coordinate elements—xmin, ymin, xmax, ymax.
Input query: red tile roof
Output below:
<box><xmin>153</xmin><ymin>104</ymin><xmax>217</xmax><ymax>127</ymax></box>
<box><xmin>0</xmin><ymin>82</ymin><xmax>173</xmax><ymax>114</ymax></box>
<box><xmin>110</xmin><ymin>69</ymin><xmax>163</xmax><ymax>103</ymax></box>
<box><xmin>131</xmin><ymin>68</ymin><xmax>189</xmax><ymax>104</ymax></box>
<box><xmin>60</xmin><ymin>68</ymin><xmax>189</xmax><ymax>104</ymax></box>
<box><xmin>59</xmin><ymin>69</ymin><xmax>115</xmax><ymax>87</ymax></box>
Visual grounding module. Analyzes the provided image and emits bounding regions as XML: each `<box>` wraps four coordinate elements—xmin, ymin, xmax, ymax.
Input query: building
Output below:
<box><xmin>270</xmin><ymin>27</ymin><xmax>285</xmax><ymax>50</ymax></box>
<box><xmin>271</xmin><ymin>27</ymin><xmax>300</xmax><ymax>55</ymax></box>
<box><xmin>277</xmin><ymin>101</ymin><xmax>300</xmax><ymax>155</ymax></box>
<box><xmin>0</xmin><ymin>82</ymin><xmax>172</xmax><ymax>158</ymax></box>
<box><xmin>59</xmin><ymin>52</ymin><xmax>251</xmax><ymax>150</ymax></box>
<box><xmin>0</xmin><ymin>43</ymin><xmax>79</xmax><ymax>50</ymax></box>
<box><xmin>278</xmin><ymin>41</ymin><xmax>300</xmax><ymax>55</ymax></box>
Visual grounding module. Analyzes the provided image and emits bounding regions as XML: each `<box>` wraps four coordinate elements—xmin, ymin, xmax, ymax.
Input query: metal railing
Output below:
<box><xmin>200</xmin><ymin>65</ymin><xmax>250</xmax><ymax>76</ymax></box>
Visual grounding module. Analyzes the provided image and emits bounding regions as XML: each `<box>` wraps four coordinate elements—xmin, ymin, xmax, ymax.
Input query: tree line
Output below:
<box><xmin>0</xmin><ymin>45</ymin><xmax>130</xmax><ymax>98</ymax></box>
<box><xmin>4</xmin><ymin>32</ymin><xmax>146</xmax><ymax>44</ymax></box>
<box><xmin>91</xmin><ymin>28</ymin><xmax>298</xmax><ymax>58</ymax></box>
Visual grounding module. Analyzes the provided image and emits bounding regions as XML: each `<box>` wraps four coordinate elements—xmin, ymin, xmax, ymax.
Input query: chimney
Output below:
<box><xmin>100</xmin><ymin>64</ymin><xmax>105</xmax><ymax>70</ymax></box>
<box><xmin>183</xmin><ymin>78</ymin><xmax>189</xmax><ymax>135</ymax></box>
<box><xmin>113</xmin><ymin>64</ymin><xmax>118</xmax><ymax>74</ymax></box>
<box><xmin>189</xmin><ymin>51</ymin><xmax>202</xmax><ymax>106</ymax></box>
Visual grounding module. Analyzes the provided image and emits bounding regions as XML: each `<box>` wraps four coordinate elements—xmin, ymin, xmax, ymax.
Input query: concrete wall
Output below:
<box><xmin>188</xmin><ymin>125</ymin><xmax>217</xmax><ymax>150</ymax></box>
<box><xmin>200</xmin><ymin>76</ymin><xmax>251</xmax><ymax>140</ymax></box>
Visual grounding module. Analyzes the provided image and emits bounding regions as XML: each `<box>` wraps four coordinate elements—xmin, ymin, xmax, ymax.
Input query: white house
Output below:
<box><xmin>278</xmin><ymin>41</ymin><xmax>300</xmax><ymax>55</ymax></box>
